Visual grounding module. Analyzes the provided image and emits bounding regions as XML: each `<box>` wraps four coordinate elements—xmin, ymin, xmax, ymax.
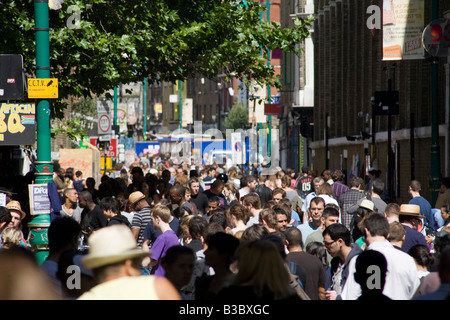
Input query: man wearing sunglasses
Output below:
<box><xmin>322</xmin><ymin>223</ymin><xmax>363</xmax><ymax>300</ymax></box>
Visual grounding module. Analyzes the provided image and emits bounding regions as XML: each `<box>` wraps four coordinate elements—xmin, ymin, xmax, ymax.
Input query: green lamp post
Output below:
<box><xmin>30</xmin><ymin>0</ymin><xmax>53</xmax><ymax>264</ymax></box>
<box><xmin>429</xmin><ymin>0</ymin><xmax>441</xmax><ymax>207</ymax></box>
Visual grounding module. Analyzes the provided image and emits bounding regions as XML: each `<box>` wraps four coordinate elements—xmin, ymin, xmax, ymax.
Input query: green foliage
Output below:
<box><xmin>224</xmin><ymin>102</ymin><xmax>249</xmax><ymax>130</ymax></box>
<box><xmin>51</xmin><ymin>119</ymin><xmax>87</xmax><ymax>141</ymax></box>
<box><xmin>1</xmin><ymin>0</ymin><xmax>313</xmax><ymax>120</ymax></box>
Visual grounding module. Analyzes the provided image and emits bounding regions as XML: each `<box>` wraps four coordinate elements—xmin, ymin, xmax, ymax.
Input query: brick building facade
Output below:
<box><xmin>308</xmin><ymin>0</ymin><xmax>449</xmax><ymax>203</ymax></box>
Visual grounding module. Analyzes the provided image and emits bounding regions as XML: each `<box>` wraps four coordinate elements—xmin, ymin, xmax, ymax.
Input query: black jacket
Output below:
<box><xmin>108</xmin><ymin>214</ymin><xmax>131</xmax><ymax>228</ymax></box>
<box><xmin>255</xmin><ymin>184</ymin><xmax>272</xmax><ymax>207</ymax></box>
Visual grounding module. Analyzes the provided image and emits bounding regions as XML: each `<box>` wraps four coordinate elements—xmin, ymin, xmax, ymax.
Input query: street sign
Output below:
<box><xmin>98</xmin><ymin>114</ymin><xmax>111</xmax><ymax>134</ymax></box>
<box><xmin>27</xmin><ymin>78</ymin><xmax>58</xmax><ymax>99</ymax></box>
<box><xmin>90</xmin><ymin>137</ymin><xmax>117</xmax><ymax>157</ymax></box>
<box><xmin>97</xmin><ymin>99</ymin><xmax>112</xmax><ymax>135</ymax></box>
<box><xmin>422</xmin><ymin>18</ymin><xmax>450</xmax><ymax>57</ymax></box>
<box><xmin>98</xmin><ymin>134</ymin><xmax>111</xmax><ymax>142</ymax></box>
<box><xmin>231</xmin><ymin>132</ymin><xmax>245</xmax><ymax>165</ymax></box>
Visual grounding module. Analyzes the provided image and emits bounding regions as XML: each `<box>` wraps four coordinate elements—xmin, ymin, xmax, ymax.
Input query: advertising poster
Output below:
<box><xmin>28</xmin><ymin>184</ymin><xmax>51</xmax><ymax>215</ymax></box>
<box><xmin>0</xmin><ymin>102</ymin><xmax>35</xmax><ymax>145</ymax></box>
<box><xmin>382</xmin><ymin>0</ymin><xmax>425</xmax><ymax>60</ymax></box>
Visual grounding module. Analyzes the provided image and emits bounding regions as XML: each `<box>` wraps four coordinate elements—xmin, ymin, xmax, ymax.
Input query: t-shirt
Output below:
<box><xmin>295</xmin><ymin>176</ymin><xmax>313</xmax><ymax>200</ymax></box>
<box><xmin>190</xmin><ymin>192</ymin><xmax>209</xmax><ymax>214</ymax></box>
<box><xmin>285</xmin><ymin>251</ymin><xmax>327</xmax><ymax>300</ymax></box>
<box><xmin>372</xmin><ymin>197</ymin><xmax>387</xmax><ymax>214</ymax></box>
<box><xmin>73</xmin><ymin>180</ymin><xmax>84</xmax><ymax>193</ymax></box>
<box><xmin>88</xmin><ymin>205</ymin><xmax>108</xmax><ymax>231</ymax></box>
<box><xmin>80</xmin><ymin>205</ymin><xmax>107</xmax><ymax>235</ymax></box>
<box><xmin>246</xmin><ymin>214</ymin><xmax>260</xmax><ymax>227</ymax></box>
<box><xmin>77</xmin><ymin>276</ymin><xmax>159</xmax><ymax>300</ymax></box>
<box><xmin>409</xmin><ymin>196</ymin><xmax>435</xmax><ymax>230</ymax></box>
<box><xmin>60</xmin><ymin>205</ymin><xmax>83</xmax><ymax>223</ymax></box>
<box><xmin>143</xmin><ymin>217</ymin><xmax>180</xmax><ymax>244</ymax></box>
<box><xmin>202</xmin><ymin>189</ymin><xmax>228</xmax><ymax>207</ymax></box>
<box><xmin>150</xmin><ymin>230</ymin><xmax>179</xmax><ymax>277</ymax></box>
<box><xmin>297</xmin><ymin>222</ymin><xmax>321</xmax><ymax>247</ymax></box>
<box><xmin>401</xmin><ymin>225</ymin><xmax>427</xmax><ymax>253</ymax></box>
<box><xmin>131</xmin><ymin>206</ymin><xmax>152</xmax><ymax>248</ymax></box>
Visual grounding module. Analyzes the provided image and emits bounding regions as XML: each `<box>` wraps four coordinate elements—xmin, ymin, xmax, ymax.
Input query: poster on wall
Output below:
<box><xmin>382</xmin><ymin>0</ymin><xmax>425</xmax><ymax>60</ymax></box>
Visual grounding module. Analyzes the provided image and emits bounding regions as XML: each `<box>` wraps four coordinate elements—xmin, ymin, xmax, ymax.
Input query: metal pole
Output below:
<box><xmin>410</xmin><ymin>113</ymin><xmax>415</xmax><ymax>180</ymax></box>
<box><xmin>325</xmin><ymin>113</ymin><xmax>329</xmax><ymax>169</ymax></box>
<box><xmin>430</xmin><ymin>0</ymin><xmax>441</xmax><ymax>207</ymax></box>
<box><xmin>267</xmin><ymin>0</ymin><xmax>272</xmax><ymax>165</ymax></box>
<box><xmin>218</xmin><ymin>85</ymin><xmax>222</xmax><ymax>132</ymax></box>
<box><xmin>178</xmin><ymin>80</ymin><xmax>182</xmax><ymax>130</ymax></box>
<box><xmin>32</xmin><ymin>0</ymin><xmax>52</xmax><ymax>264</ymax></box>
<box><xmin>113</xmin><ymin>86</ymin><xmax>118</xmax><ymax>126</ymax></box>
<box><xmin>387</xmin><ymin>78</ymin><xmax>393</xmax><ymax>203</ymax></box>
<box><xmin>143</xmin><ymin>77</ymin><xmax>147</xmax><ymax>140</ymax></box>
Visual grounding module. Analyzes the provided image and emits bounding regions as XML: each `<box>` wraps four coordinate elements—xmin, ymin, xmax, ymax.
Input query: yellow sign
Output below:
<box><xmin>27</xmin><ymin>78</ymin><xmax>58</xmax><ymax>99</ymax></box>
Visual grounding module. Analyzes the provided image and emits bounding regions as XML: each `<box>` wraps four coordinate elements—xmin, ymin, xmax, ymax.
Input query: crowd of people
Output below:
<box><xmin>0</xmin><ymin>153</ymin><xmax>449</xmax><ymax>301</ymax></box>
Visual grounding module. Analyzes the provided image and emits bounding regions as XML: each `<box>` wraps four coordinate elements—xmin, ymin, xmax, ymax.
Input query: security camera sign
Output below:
<box><xmin>27</xmin><ymin>78</ymin><xmax>58</xmax><ymax>99</ymax></box>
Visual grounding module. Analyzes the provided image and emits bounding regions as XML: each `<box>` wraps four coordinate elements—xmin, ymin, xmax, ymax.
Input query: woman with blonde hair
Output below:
<box><xmin>1</xmin><ymin>227</ymin><xmax>22</xmax><ymax>249</ymax></box>
<box><xmin>216</xmin><ymin>239</ymin><xmax>300</xmax><ymax>300</ymax></box>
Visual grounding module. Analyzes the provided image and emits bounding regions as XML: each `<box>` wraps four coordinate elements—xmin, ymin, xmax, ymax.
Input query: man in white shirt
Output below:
<box><xmin>242</xmin><ymin>193</ymin><xmax>262</xmax><ymax>227</ymax></box>
<box><xmin>239</xmin><ymin>175</ymin><xmax>257</xmax><ymax>198</ymax></box>
<box><xmin>341</xmin><ymin>213</ymin><xmax>419</xmax><ymax>300</ymax></box>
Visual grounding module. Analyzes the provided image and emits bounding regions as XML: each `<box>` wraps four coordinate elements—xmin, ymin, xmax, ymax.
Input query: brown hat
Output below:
<box><xmin>399</xmin><ymin>204</ymin><xmax>424</xmax><ymax>219</ymax></box>
<box><xmin>128</xmin><ymin>191</ymin><xmax>145</xmax><ymax>209</ymax></box>
<box><xmin>6</xmin><ymin>200</ymin><xmax>26</xmax><ymax>220</ymax></box>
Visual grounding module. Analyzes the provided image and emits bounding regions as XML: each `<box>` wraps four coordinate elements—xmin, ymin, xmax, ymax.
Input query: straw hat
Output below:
<box><xmin>128</xmin><ymin>191</ymin><xmax>146</xmax><ymax>209</ymax></box>
<box><xmin>81</xmin><ymin>225</ymin><xmax>149</xmax><ymax>269</ymax></box>
<box><xmin>359</xmin><ymin>199</ymin><xmax>375</xmax><ymax>211</ymax></box>
<box><xmin>6</xmin><ymin>200</ymin><xmax>26</xmax><ymax>220</ymax></box>
<box><xmin>347</xmin><ymin>198</ymin><xmax>376</xmax><ymax>214</ymax></box>
<box><xmin>399</xmin><ymin>204</ymin><xmax>424</xmax><ymax>219</ymax></box>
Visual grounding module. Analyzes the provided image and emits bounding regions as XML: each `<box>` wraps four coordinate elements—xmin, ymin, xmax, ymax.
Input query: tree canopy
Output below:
<box><xmin>224</xmin><ymin>102</ymin><xmax>249</xmax><ymax>130</ymax></box>
<box><xmin>1</xmin><ymin>0</ymin><xmax>313</xmax><ymax>119</ymax></box>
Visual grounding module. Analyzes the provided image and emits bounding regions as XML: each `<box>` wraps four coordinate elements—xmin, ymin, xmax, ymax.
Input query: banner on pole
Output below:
<box><xmin>382</xmin><ymin>0</ymin><xmax>425</xmax><ymax>60</ymax></box>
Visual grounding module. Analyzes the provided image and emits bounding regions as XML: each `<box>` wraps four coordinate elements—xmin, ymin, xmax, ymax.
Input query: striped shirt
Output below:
<box><xmin>131</xmin><ymin>206</ymin><xmax>152</xmax><ymax>248</ymax></box>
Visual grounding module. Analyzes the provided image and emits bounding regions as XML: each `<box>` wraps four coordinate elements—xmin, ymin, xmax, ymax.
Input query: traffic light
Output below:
<box><xmin>127</xmin><ymin>124</ymin><xmax>134</xmax><ymax>138</ymax></box>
